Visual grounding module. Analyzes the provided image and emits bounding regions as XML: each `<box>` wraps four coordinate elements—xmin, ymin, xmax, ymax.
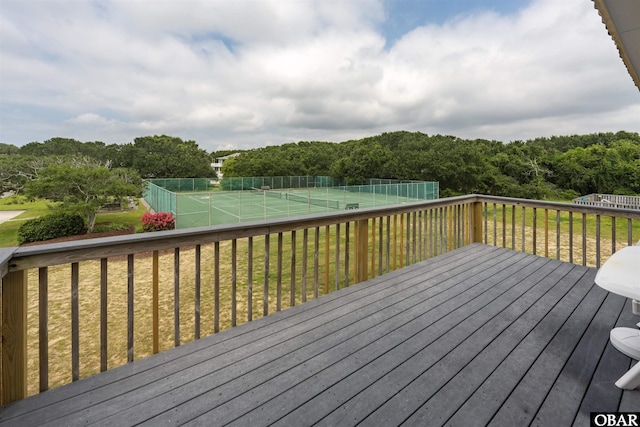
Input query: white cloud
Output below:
<box><xmin>67</xmin><ymin>113</ymin><xmax>117</xmax><ymax>126</ymax></box>
<box><xmin>0</xmin><ymin>0</ymin><xmax>637</xmax><ymax>151</ymax></box>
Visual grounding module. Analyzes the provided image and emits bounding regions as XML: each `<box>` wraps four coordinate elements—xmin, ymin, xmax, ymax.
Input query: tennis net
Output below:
<box><xmin>251</xmin><ymin>189</ymin><xmax>283</xmax><ymax>199</ymax></box>
<box><xmin>285</xmin><ymin>192</ymin><xmax>340</xmax><ymax>210</ymax></box>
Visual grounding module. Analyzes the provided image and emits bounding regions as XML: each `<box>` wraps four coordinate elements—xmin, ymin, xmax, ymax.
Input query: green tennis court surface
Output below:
<box><xmin>144</xmin><ymin>177</ymin><xmax>439</xmax><ymax>229</ymax></box>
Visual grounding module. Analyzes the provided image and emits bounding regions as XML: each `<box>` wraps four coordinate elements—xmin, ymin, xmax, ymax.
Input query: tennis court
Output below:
<box><xmin>144</xmin><ymin>177</ymin><xmax>439</xmax><ymax>229</ymax></box>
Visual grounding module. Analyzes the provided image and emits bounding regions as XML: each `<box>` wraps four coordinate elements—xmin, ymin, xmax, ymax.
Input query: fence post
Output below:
<box><xmin>473</xmin><ymin>201</ymin><xmax>483</xmax><ymax>243</ymax></box>
<box><xmin>2</xmin><ymin>270</ymin><xmax>28</xmax><ymax>404</ymax></box>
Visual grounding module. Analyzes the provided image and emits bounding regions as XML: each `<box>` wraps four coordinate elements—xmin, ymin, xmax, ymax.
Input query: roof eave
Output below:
<box><xmin>593</xmin><ymin>0</ymin><xmax>640</xmax><ymax>91</ymax></box>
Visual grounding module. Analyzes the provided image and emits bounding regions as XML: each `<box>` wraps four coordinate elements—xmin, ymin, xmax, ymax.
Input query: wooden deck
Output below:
<box><xmin>1</xmin><ymin>243</ymin><xmax>638</xmax><ymax>426</ymax></box>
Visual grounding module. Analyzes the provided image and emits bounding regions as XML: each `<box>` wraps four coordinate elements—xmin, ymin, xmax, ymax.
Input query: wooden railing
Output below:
<box><xmin>477</xmin><ymin>195</ymin><xmax>640</xmax><ymax>268</ymax></box>
<box><xmin>1</xmin><ymin>195</ymin><xmax>639</xmax><ymax>404</ymax></box>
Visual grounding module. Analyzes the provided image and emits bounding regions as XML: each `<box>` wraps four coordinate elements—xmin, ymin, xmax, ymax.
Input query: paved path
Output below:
<box><xmin>0</xmin><ymin>211</ymin><xmax>25</xmax><ymax>224</ymax></box>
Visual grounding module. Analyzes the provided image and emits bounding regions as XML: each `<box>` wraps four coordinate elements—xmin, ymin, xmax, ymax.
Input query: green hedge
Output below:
<box><xmin>17</xmin><ymin>212</ymin><xmax>87</xmax><ymax>244</ymax></box>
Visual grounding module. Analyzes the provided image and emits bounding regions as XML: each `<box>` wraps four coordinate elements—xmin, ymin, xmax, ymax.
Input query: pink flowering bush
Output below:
<box><xmin>141</xmin><ymin>212</ymin><xmax>175</xmax><ymax>232</ymax></box>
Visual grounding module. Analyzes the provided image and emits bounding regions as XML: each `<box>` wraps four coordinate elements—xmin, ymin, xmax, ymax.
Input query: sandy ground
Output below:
<box><xmin>0</xmin><ymin>210</ymin><xmax>25</xmax><ymax>224</ymax></box>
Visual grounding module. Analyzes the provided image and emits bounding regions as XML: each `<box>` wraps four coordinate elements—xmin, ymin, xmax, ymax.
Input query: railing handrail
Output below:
<box><xmin>4</xmin><ymin>193</ymin><xmax>640</xmax><ymax>274</ymax></box>
<box><xmin>2</xmin><ymin>194</ymin><xmax>479</xmax><ymax>274</ymax></box>
<box><xmin>474</xmin><ymin>194</ymin><xmax>640</xmax><ymax>217</ymax></box>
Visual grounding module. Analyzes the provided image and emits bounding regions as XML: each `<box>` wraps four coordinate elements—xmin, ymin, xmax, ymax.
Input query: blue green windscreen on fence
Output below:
<box><xmin>143</xmin><ymin>176</ymin><xmax>439</xmax><ymax>229</ymax></box>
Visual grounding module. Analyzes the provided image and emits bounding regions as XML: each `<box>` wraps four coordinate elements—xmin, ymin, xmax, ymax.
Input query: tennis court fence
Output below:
<box><xmin>144</xmin><ymin>176</ymin><xmax>439</xmax><ymax>229</ymax></box>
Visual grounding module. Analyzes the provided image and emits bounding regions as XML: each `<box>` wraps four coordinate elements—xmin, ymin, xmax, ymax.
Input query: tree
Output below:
<box><xmin>0</xmin><ymin>143</ymin><xmax>19</xmax><ymax>155</ymax></box>
<box><xmin>330</xmin><ymin>142</ymin><xmax>392</xmax><ymax>184</ymax></box>
<box><xmin>25</xmin><ymin>163</ymin><xmax>143</xmax><ymax>232</ymax></box>
<box><xmin>0</xmin><ymin>154</ymin><xmax>55</xmax><ymax>194</ymax></box>
<box><xmin>121</xmin><ymin>135</ymin><xmax>214</xmax><ymax>178</ymax></box>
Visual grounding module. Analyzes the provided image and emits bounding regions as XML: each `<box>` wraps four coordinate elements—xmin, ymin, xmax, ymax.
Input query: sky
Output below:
<box><xmin>1</xmin><ymin>0</ymin><xmax>639</xmax><ymax>152</ymax></box>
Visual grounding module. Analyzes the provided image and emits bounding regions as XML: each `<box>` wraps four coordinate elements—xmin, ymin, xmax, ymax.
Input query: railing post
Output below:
<box><xmin>356</xmin><ymin>219</ymin><xmax>368</xmax><ymax>283</ymax></box>
<box><xmin>472</xmin><ymin>201</ymin><xmax>483</xmax><ymax>243</ymax></box>
<box><xmin>1</xmin><ymin>270</ymin><xmax>28</xmax><ymax>404</ymax></box>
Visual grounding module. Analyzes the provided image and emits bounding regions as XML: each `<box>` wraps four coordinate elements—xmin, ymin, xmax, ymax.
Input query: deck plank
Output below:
<box><xmin>533</xmin><ymin>292</ymin><xmax>627</xmax><ymax>426</ymax></box>
<box><xmin>386</xmin><ymin>261</ymin><xmax>584</xmax><ymax>427</ymax></box>
<box><xmin>0</xmin><ymin>244</ymin><xmax>637</xmax><ymax>427</ymax></box>
<box><xmin>283</xmin><ymin>256</ymin><xmax>565</xmax><ymax>427</ymax></box>
<box><xmin>572</xmin><ymin>298</ymin><xmax>635</xmax><ymax>426</ymax></box>
<box><xmin>136</xmin><ymin>249</ymin><xmax>526</xmax><ymax>425</ymax></box>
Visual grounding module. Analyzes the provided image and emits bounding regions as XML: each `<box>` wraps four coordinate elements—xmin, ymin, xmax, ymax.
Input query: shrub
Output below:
<box><xmin>17</xmin><ymin>212</ymin><xmax>87</xmax><ymax>244</ymax></box>
<box><xmin>141</xmin><ymin>212</ymin><xmax>175</xmax><ymax>232</ymax></box>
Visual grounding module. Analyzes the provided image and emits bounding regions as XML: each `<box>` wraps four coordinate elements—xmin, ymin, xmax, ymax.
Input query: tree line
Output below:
<box><xmin>2</xmin><ymin>131</ymin><xmax>639</xmax><ymax>202</ymax></box>
<box><xmin>222</xmin><ymin>131</ymin><xmax>640</xmax><ymax>199</ymax></box>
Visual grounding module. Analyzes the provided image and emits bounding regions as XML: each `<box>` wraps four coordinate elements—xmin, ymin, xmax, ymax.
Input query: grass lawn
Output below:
<box><xmin>0</xmin><ymin>196</ymin><xmax>147</xmax><ymax>247</ymax></box>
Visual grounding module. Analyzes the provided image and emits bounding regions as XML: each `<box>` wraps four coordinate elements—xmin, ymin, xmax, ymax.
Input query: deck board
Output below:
<box><xmin>0</xmin><ymin>243</ymin><xmax>638</xmax><ymax>426</ymax></box>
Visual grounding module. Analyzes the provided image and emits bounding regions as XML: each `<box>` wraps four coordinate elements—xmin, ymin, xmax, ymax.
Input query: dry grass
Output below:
<box><xmin>25</xmin><ymin>229</ymin><xmax>351</xmax><ymax>395</ymax></box>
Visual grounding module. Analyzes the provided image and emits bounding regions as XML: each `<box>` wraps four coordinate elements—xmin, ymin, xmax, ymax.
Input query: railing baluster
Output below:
<box><xmin>229</xmin><ymin>241</ymin><xmax>235</xmax><ymax>328</ymax></box>
<box><xmin>417</xmin><ymin>212</ymin><xmax>422</xmax><ymax>261</ymax></box>
<box><xmin>556</xmin><ymin>210</ymin><xmax>560</xmax><ymax>260</ymax></box>
<box><xmin>356</xmin><ymin>220</ymin><xmax>368</xmax><ymax>283</ymax></box>
<box><xmin>521</xmin><ymin>207</ymin><xmax>525</xmax><ymax>253</ymax></box>
<box><xmin>429</xmin><ymin>209</ymin><xmax>434</xmax><ymax>257</ymax></box>
<box><xmin>127</xmin><ymin>255</ymin><xmax>134</xmax><ymax>362</ymax></box>
<box><xmin>324</xmin><ymin>225</ymin><xmax>330</xmax><ymax>295</ymax></box>
<box><xmin>277</xmin><ymin>233</ymin><xmax>283</xmax><ymax>311</ymax></box>
<box><xmin>465</xmin><ymin>204</ymin><xmax>470</xmax><ymax>246</ymax></box>
<box><xmin>264</xmin><ymin>234</ymin><xmax>270</xmax><ymax>316</ymax></box>
<box><xmin>544</xmin><ymin>209</ymin><xmax>549</xmax><ymax>258</ymax></box>
<box><xmin>371</xmin><ymin>218</ymin><xmax>376</xmax><ymax>277</ymax></box>
<box><xmin>611</xmin><ymin>217</ymin><xmax>616</xmax><ymax>255</ymax></box>
<box><xmin>100</xmin><ymin>259</ymin><xmax>108</xmax><ymax>369</ymax></box>
<box><xmin>213</xmin><ymin>241</ymin><xmax>221</xmax><ymax>332</ymax></box>
<box><xmin>423</xmin><ymin>210</ymin><xmax>429</xmax><ymax>259</ymax></box>
<box><xmin>386</xmin><ymin>216</ymin><xmax>391</xmax><ymax>272</ymax></box>
<box><xmin>412</xmin><ymin>212</ymin><xmax>417</xmax><ymax>264</ymax></box>
<box><xmin>483</xmin><ymin>203</ymin><xmax>488</xmax><ymax>244</ymax></box>
<box><xmin>492</xmin><ymin>203</ymin><xmax>497</xmax><ymax>246</ymax></box>
<box><xmin>378</xmin><ymin>217</ymin><xmax>383</xmax><ymax>276</ymax></box>
<box><xmin>532</xmin><ymin>208</ymin><xmax>537</xmax><ymax>255</ymax></box>
<box><xmin>248</xmin><ymin>236</ymin><xmax>253</xmax><ymax>322</ymax></box>
<box><xmin>345</xmin><ymin>222</ymin><xmax>350</xmax><ymax>287</ymax></box>
<box><xmin>314</xmin><ymin>227</ymin><xmax>320</xmax><ymax>299</ymax></box>
<box><xmin>511</xmin><ymin>205</ymin><xmax>515</xmax><ymax>250</ymax></box>
<box><xmin>290</xmin><ymin>230</ymin><xmax>296</xmax><ymax>306</ymax></box>
<box><xmin>393</xmin><ymin>215</ymin><xmax>397</xmax><ymax>269</ymax></box>
<box><xmin>71</xmin><ymin>263</ymin><xmax>80</xmax><ymax>380</ymax></box>
<box><xmin>404</xmin><ymin>213</ymin><xmax>409</xmax><ymax>264</ymax></box>
<box><xmin>335</xmin><ymin>223</ymin><xmax>340</xmax><ymax>291</ymax></box>
<box><xmin>447</xmin><ymin>207</ymin><xmax>453</xmax><ymax>252</ymax></box>
<box><xmin>569</xmin><ymin>212</ymin><xmax>574</xmax><ymax>264</ymax></box>
<box><xmin>582</xmin><ymin>213</ymin><xmax>587</xmax><ymax>266</ymax></box>
<box><xmin>401</xmin><ymin>214</ymin><xmax>405</xmax><ymax>267</ymax></box>
<box><xmin>39</xmin><ymin>267</ymin><xmax>48</xmax><ymax>392</ymax></box>
<box><xmin>193</xmin><ymin>244</ymin><xmax>201</xmax><ymax>340</ymax></box>
<box><xmin>174</xmin><ymin>249</ymin><xmax>180</xmax><ymax>346</ymax></box>
<box><xmin>460</xmin><ymin>204</ymin><xmax>464</xmax><ymax>247</ymax></box>
<box><xmin>302</xmin><ymin>229</ymin><xmax>308</xmax><ymax>303</ymax></box>
<box><xmin>502</xmin><ymin>204</ymin><xmax>506</xmax><ymax>248</ymax></box>
<box><xmin>352</xmin><ymin>220</ymin><xmax>357</xmax><ymax>284</ymax></box>
<box><xmin>440</xmin><ymin>207</ymin><xmax>445</xmax><ymax>254</ymax></box>
<box><xmin>596</xmin><ymin>215</ymin><xmax>601</xmax><ymax>268</ymax></box>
